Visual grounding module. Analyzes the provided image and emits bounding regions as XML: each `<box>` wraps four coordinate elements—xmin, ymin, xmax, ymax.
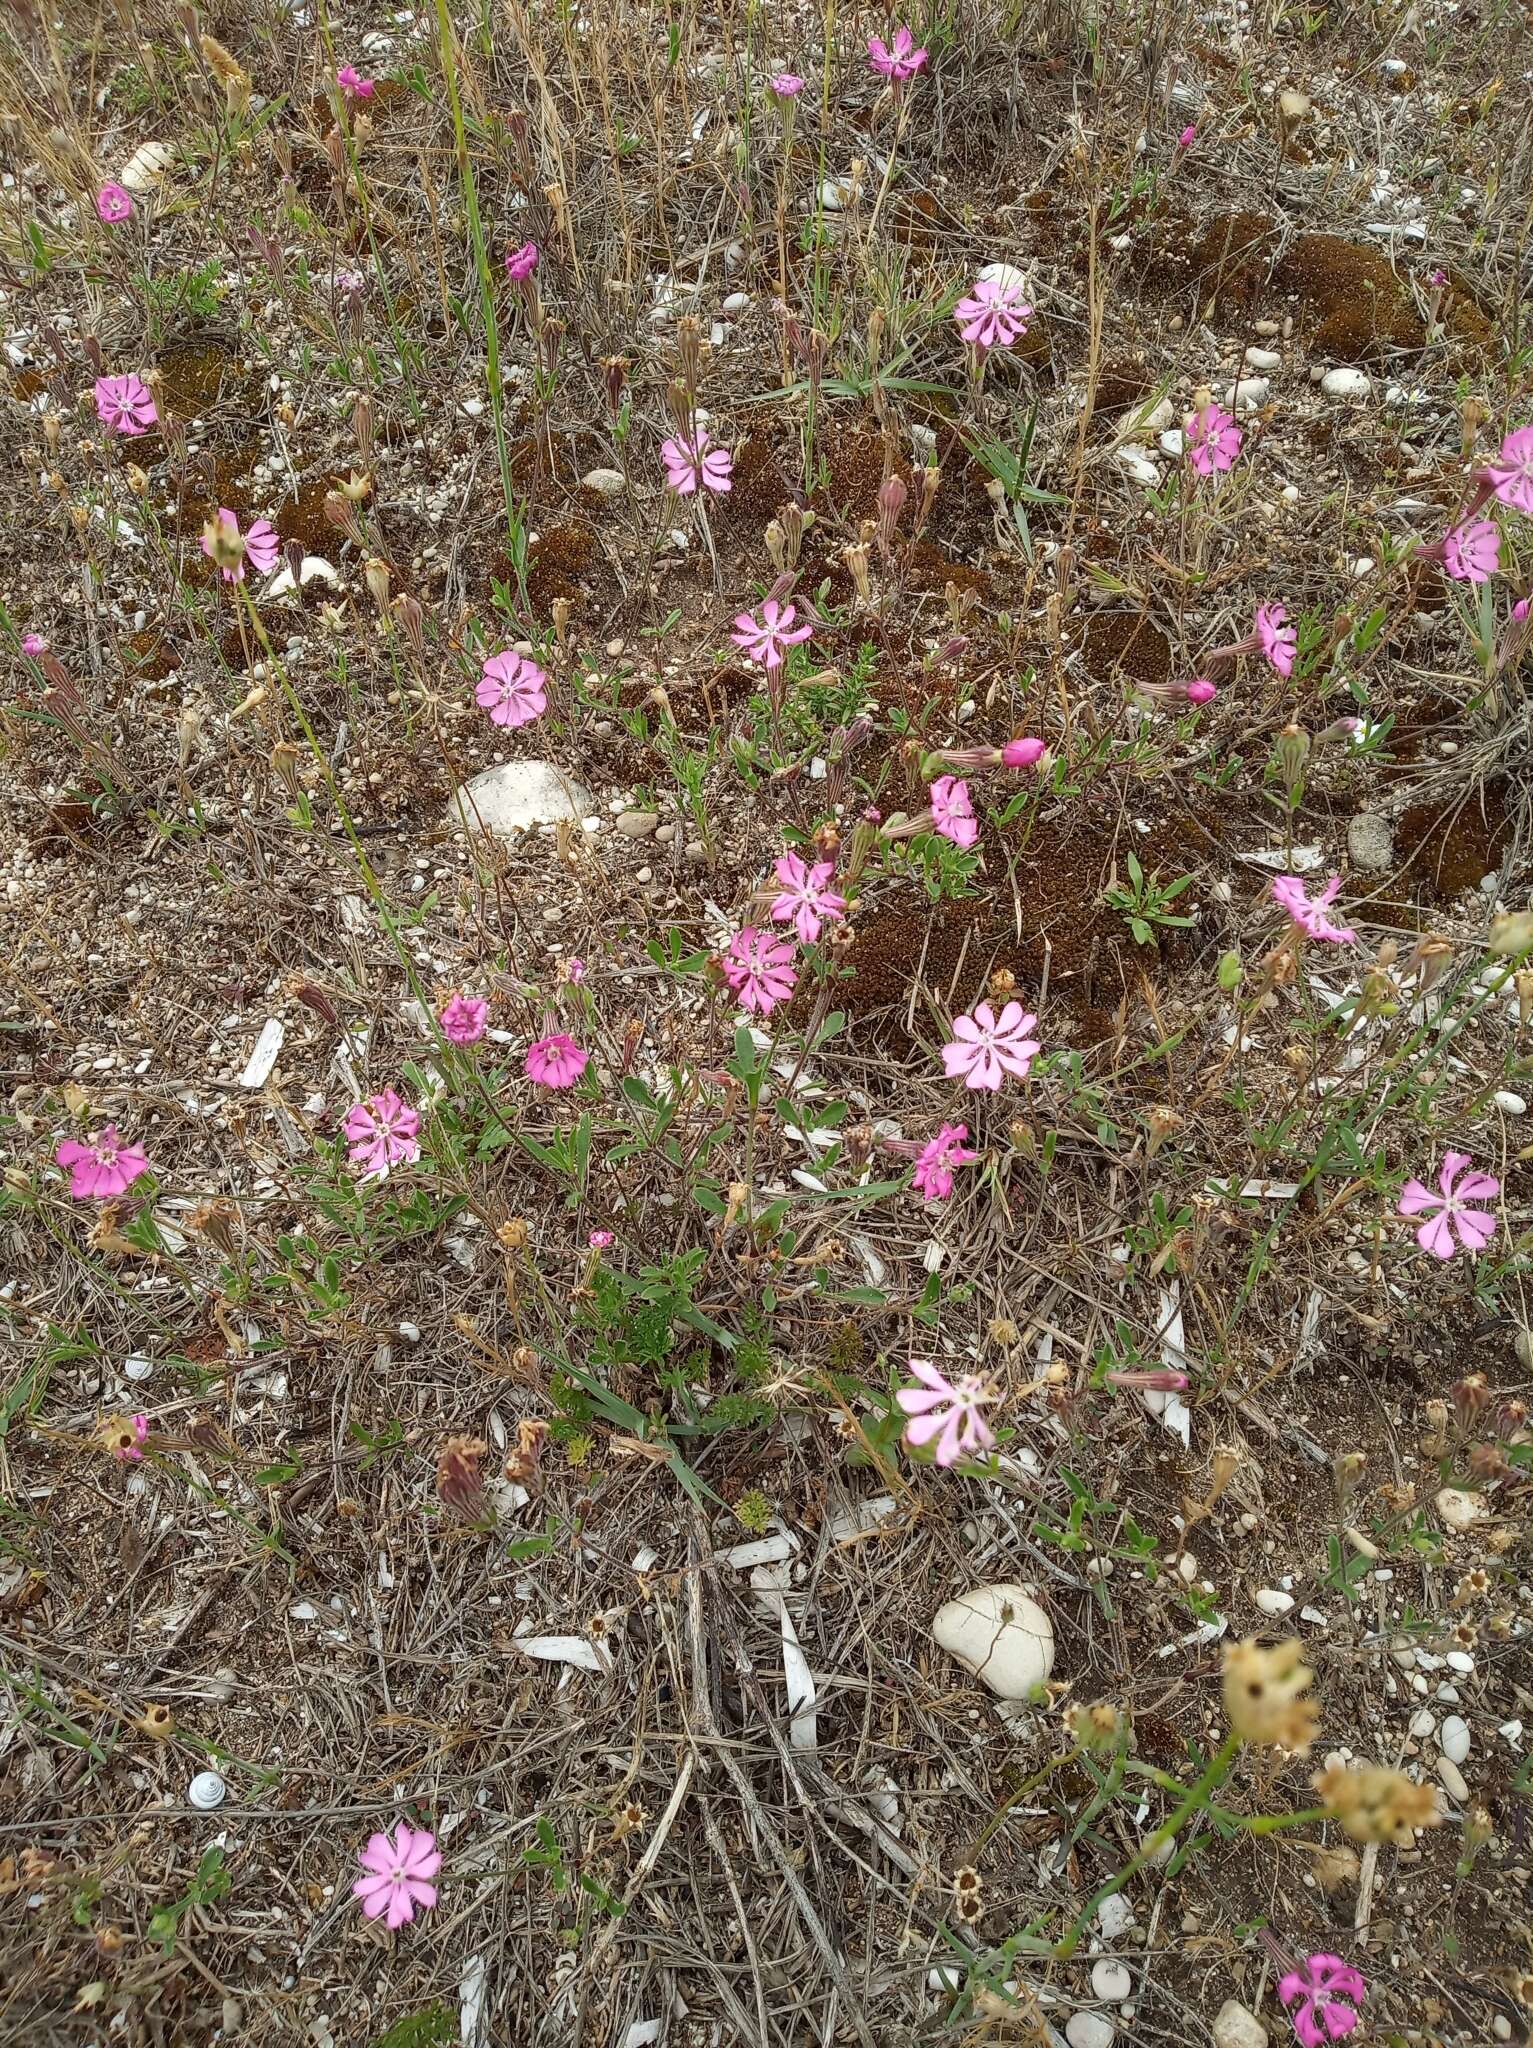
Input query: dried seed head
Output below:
<box><xmin>675</xmin><ymin>315</ymin><xmax>704</xmax><ymax>399</ymax></box>
<box><xmin>1451</xmin><ymin>1373</ymin><xmax>1491</xmax><ymax>1428</ymax></box>
<box><xmin>504</xmin><ymin>1416</ymin><xmax>549</xmax><ymax>1484</ymax></box>
<box><xmin>611</xmin><ymin>1799</ymin><xmax>647</xmax><ymax>1841</ymax></box>
<box><xmin>391</xmin><ymin>592</ymin><xmax>424</xmax><ymax>656</ymax></box>
<box><xmin>511</xmin><ymin>1344</ymin><xmax>540</xmax><ymax>1381</ymax></box>
<box><xmin>1332</xmin><ymin>1450</ymin><xmax>1367</xmax><ymax>1510</ymax></box>
<box><xmin>270</xmin><ymin>740</ymin><xmax>301</xmax><ymax>798</ymax></box>
<box><xmin>138</xmin><ymin>1702</ymin><xmax>175</xmax><ymax>1741</ymax></box>
<box><xmin>497</xmin><ymin>1217</ymin><xmax>530</xmax><ymax>1252</ymax></box>
<box><xmin>435</xmin><ymin>1435</ymin><xmax>488</xmax><ymax>1521</ymax></box>
<box><xmin>988</xmin><ymin>1317</ymin><xmax>1020</xmax><ymax>1347</ymax></box>
<box><xmin>1312</xmin><ymin>1762</ymin><xmax>1443</xmax><ymax>1844</ymax></box>
<box><xmin>842</xmin><ymin>543</ymin><xmax>872</xmax><ymax>602</ymax></box>
<box><xmin>363</xmin><ymin>558</ymin><xmax>390</xmax><ymax>611</ymax></box>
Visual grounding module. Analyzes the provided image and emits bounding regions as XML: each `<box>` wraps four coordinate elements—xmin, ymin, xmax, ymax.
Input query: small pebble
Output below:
<box><xmin>1439</xmin><ymin>1715</ymin><xmax>1471</xmax><ymax>1765</ymax></box>
<box><xmin>1255</xmin><ymin>1588</ymin><xmax>1295</xmax><ymax>1616</ymax></box>
<box><xmin>1492</xmin><ymin>1091</ymin><xmax>1526</xmax><ymax>1114</ymax></box>
<box><xmin>1321</xmin><ymin>367</ymin><xmax>1372</xmax><ymax>399</ymax></box>
<box><xmin>1066</xmin><ymin>2014</ymin><xmax>1115</xmax><ymax>2048</ymax></box>
<box><xmin>1436</xmin><ymin>1756</ymin><xmax>1469</xmax><ymax>1803</ymax></box>
<box><xmin>1092</xmin><ymin>1960</ymin><xmax>1132</xmax><ymax>2002</ymax></box>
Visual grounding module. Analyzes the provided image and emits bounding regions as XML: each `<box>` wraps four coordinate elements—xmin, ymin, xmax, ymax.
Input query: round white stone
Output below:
<box><xmin>1092</xmin><ymin>1959</ymin><xmax>1132</xmax><ymax>2001</ymax></box>
<box><xmin>1067</xmin><ymin>2013</ymin><xmax>1115</xmax><ymax>2048</ymax></box>
<box><xmin>188</xmin><ymin>1771</ymin><xmax>226</xmax><ymax>1810</ymax></box>
<box><xmin>1439</xmin><ymin>1715</ymin><xmax>1471</xmax><ymax>1764</ymax></box>
<box><xmin>1322</xmin><ymin>367</ymin><xmax>1372</xmax><ymax>399</ymax></box>
<box><xmin>931</xmin><ymin>1583</ymin><xmax>1055</xmax><ymax>1700</ymax></box>
<box><xmin>1255</xmin><ymin>1588</ymin><xmax>1295</xmax><ymax>1616</ymax></box>
<box><xmin>1436</xmin><ymin>1755</ymin><xmax>1469</xmax><ymax>1803</ymax></box>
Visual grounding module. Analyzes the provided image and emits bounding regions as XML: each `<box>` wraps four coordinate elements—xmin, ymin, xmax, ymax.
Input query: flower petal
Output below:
<box><xmin>1415</xmin><ymin>1209</ymin><xmax>1457</xmax><ymax>1260</ymax></box>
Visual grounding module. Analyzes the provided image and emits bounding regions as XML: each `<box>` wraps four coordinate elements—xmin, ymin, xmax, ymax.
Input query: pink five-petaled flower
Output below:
<box><xmin>337</xmin><ymin>63</ymin><xmax>376</xmax><ymax>99</ymax></box>
<box><xmin>94</xmin><ymin>373</ymin><xmax>157</xmax><ymax>436</ymax></box>
<box><xmin>930</xmin><ymin>774</ymin><xmax>979</xmax><ymax>850</ymax></box>
<box><xmin>1441</xmin><ymin>520</ymin><xmax>1500</xmax><ymax>584</ymax></box>
<box><xmin>344</xmin><ymin>1089</ymin><xmax>421</xmax><ymax>1180</ymax></box>
<box><xmin>588</xmin><ymin>1228</ymin><xmax>614</xmax><ymax>1248</ymax></box>
<box><xmin>731</xmin><ymin>598</ymin><xmax>814</xmax><ymax>669</ymax></box>
<box><xmin>661</xmin><ymin>430</ymin><xmax>733</xmax><ymax>496</ymax></box>
<box><xmin>1399</xmin><ymin>1151</ymin><xmax>1500</xmax><ymax>1261</ymax></box>
<box><xmin>56</xmin><ymin>1124</ymin><xmax>150</xmax><ymax>1200</ymax></box>
<box><xmin>770</xmin><ymin>71</ymin><xmax>805</xmax><ymax>97</ymax></box>
<box><xmin>1185</xmin><ymin>402</ymin><xmax>1243</xmax><ymax>477</ymax></box>
<box><xmin>910</xmin><ymin>1123</ymin><xmax>979</xmax><ymax>1202</ymax></box>
<box><xmin>1272</xmin><ymin>873</ymin><xmax>1355</xmax><ymax>944</ymax></box>
<box><xmin>1483</xmin><ymin>425</ymin><xmax>1533</xmax><ymax>515</ymax></box>
<box><xmin>942</xmin><ymin>1000</ymin><xmax>1041</xmax><ymax>1091</ymax></box>
<box><xmin>1277</xmin><ymin>1953</ymin><xmax>1366</xmax><ymax>2048</ymax></box>
<box><xmin>769</xmin><ymin>851</ymin><xmax>846</xmax><ymax>943</ymax></box>
<box><xmin>896</xmin><ymin>1359</ymin><xmax>996</xmax><ymax>1466</ymax></box>
<box><xmin>505</xmin><ymin>240</ymin><xmax>539</xmax><ymax>281</ymax></box>
<box><xmin>1185</xmin><ymin>677</ymin><xmax>1217</xmax><ymax>704</ymax></box>
<box><xmin>867</xmin><ymin>25</ymin><xmax>927</xmax><ymax>78</ymax></box>
<box><xmin>722</xmin><ymin>926</ymin><xmax>798</xmax><ymax>1016</ymax></box>
<box><xmin>96</xmin><ymin>183</ymin><xmax>133</xmax><ymax>223</ymax></box>
<box><xmin>953</xmin><ymin>276</ymin><xmax>1033</xmax><ymax>353</ymax></box>
<box><xmin>22</xmin><ymin>632</ymin><xmax>48</xmax><ymax>656</ymax></box>
<box><xmin>200</xmin><ymin>509</ymin><xmax>281</xmax><ymax>583</ymax></box>
<box><xmin>353</xmin><ymin>1822</ymin><xmax>440</xmax><ymax>1930</ymax></box>
<box><xmin>1255</xmin><ymin>603</ymin><xmax>1297</xmax><ymax>677</ymax></box>
<box><xmin>439</xmin><ymin>993</ymin><xmax>488</xmax><ymax>1045</ymax></box>
<box><xmin>525</xmin><ymin>1033</ymin><xmax>590</xmax><ymax>1089</ymax></box>
<box><xmin>476</xmin><ymin>649</ymin><xmax>548</xmax><ymax>728</ymax></box>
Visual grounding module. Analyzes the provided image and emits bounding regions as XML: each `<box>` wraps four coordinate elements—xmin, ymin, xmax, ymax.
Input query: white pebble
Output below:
<box><xmin>1436</xmin><ymin>1756</ymin><xmax>1469</xmax><ymax>1803</ymax></box>
<box><xmin>1243</xmin><ymin>346</ymin><xmax>1281</xmax><ymax>370</ymax></box>
<box><xmin>1439</xmin><ymin>1715</ymin><xmax>1471</xmax><ymax>1765</ymax></box>
<box><xmin>1493</xmin><ymin>1091</ymin><xmax>1526</xmax><ymax>1114</ymax></box>
<box><xmin>1096</xmin><ymin>1894</ymin><xmax>1134</xmax><ymax>1939</ymax></box>
<box><xmin>1255</xmin><ymin>1588</ymin><xmax>1295</xmax><ymax>1616</ymax></box>
<box><xmin>1092</xmin><ymin>1960</ymin><xmax>1132</xmax><ymax>2001</ymax></box>
<box><xmin>1321</xmin><ymin>367</ymin><xmax>1372</xmax><ymax>399</ymax></box>
<box><xmin>1067</xmin><ymin>2014</ymin><xmax>1116</xmax><ymax>2048</ymax></box>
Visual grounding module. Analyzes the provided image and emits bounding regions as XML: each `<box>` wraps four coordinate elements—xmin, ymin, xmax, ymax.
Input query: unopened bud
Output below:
<box><xmin>843</xmin><ymin>542</ymin><xmax>871</xmax><ymax>602</ymax></box>
<box><xmin>363</xmin><ymin>557</ymin><xmax>390</xmax><ymax>611</ymax></box>
<box><xmin>201</xmin><ymin>509</ymin><xmax>245</xmax><ymax>571</ymax></box>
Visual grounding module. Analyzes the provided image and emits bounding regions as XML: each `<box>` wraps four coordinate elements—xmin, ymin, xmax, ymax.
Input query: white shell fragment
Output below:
<box><xmin>237</xmin><ymin>1017</ymin><xmax>285</xmax><ymax>1090</ymax></box>
<box><xmin>119</xmin><ymin>140</ymin><xmax>176</xmax><ymax>192</ymax></box>
<box><xmin>932</xmin><ymin>1583</ymin><xmax>1055</xmax><ymax>1699</ymax></box>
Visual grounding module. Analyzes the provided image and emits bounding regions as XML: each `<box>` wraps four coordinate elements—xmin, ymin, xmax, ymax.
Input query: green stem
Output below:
<box><xmin>1053</xmin><ymin>1730</ymin><xmax>1240</xmax><ymax>1959</ymax></box>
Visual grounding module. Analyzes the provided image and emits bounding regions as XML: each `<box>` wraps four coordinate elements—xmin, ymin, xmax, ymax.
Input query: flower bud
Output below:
<box><xmin>201</xmin><ymin>509</ymin><xmax>245</xmax><ymax>572</ymax></box>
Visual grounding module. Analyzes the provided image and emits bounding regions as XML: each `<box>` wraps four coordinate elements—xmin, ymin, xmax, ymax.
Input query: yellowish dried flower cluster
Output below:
<box><xmin>1312</xmin><ymin>1763</ymin><xmax>1444</xmax><ymax>1845</ymax></box>
<box><xmin>1222</xmin><ymin>1638</ymin><xmax>1320</xmax><ymax>1751</ymax></box>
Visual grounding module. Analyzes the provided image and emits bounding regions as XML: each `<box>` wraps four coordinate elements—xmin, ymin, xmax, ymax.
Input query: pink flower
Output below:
<box><xmin>930</xmin><ymin>775</ymin><xmax>979</xmax><ymax>849</ymax></box>
<box><xmin>942</xmin><ymin>1000</ymin><xmax>1041</xmax><ymax>1090</ymax></box>
<box><xmin>588</xmin><ymin>1228</ymin><xmax>614</xmax><ymax>1248</ymax></box>
<box><xmin>439</xmin><ymin>993</ymin><xmax>488</xmax><ymax>1044</ymax></box>
<box><xmin>200</xmin><ymin>509</ymin><xmax>281</xmax><ymax>583</ymax></box>
<box><xmin>1272</xmin><ymin>874</ymin><xmax>1355</xmax><ymax>944</ymax></box>
<box><xmin>895</xmin><ymin>1360</ymin><xmax>995</xmax><ymax>1466</ymax></box>
<box><xmin>722</xmin><ymin>926</ymin><xmax>798</xmax><ymax>1015</ymax></box>
<box><xmin>731</xmin><ymin>598</ymin><xmax>814</xmax><ymax>669</ymax></box>
<box><xmin>112</xmin><ymin>1413</ymin><xmax>150</xmax><ymax>1462</ymax></box>
<box><xmin>94</xmin><ymin>373</ymin><xmax>157</xmax><ymax>436</ymax></box>
<box><xmin>867</xmin><ymin>26</ymin><xmax>927</xmax><ymax>78</ymax></box>
<box><xmin>769</xmin><ymin>852</ymin><xmax>846</xmax><ymax>942</ymax></box>
<box><xmin>1178</xmin><ymin>123</ymin><xmax>1197</xmax><ymax>147</ymax></box>
<box><xmin>1002</xmin><ymin>736</ymin><xmax>1046</xmax><ymax>767</ymax></box>
<box><xmin>505</xmin><ymin>240</ymin><xmax>539</xmax><ymax>281</ymax></box>
<box><xmin>95</xmin><ymin>183</ymin><xmax>133</xmax><ymax>223</ymax></box>
<box><xmin>337</xmin><ymin>63</ymin><xmax>376</xmax><ymax>99</ymax></box>
<box><xmin>526</xmin><ymin>1033</ymin><xmax>589</xmax><ymax>1088</ymax></box>
<box><xmin>1483</xmin><ymin>425</ymin><xmax>1533</xmax><ymax>515</ymax></box>
<box><xmin>562</xmin><ymin>956</ymin><xmax>586</xmax><ymax>984</ymax></box>
<box><xmin>1185</xmin><ymin>677</ymin><xmax>1217</xmax><ymax>704</ymax></box>
<box><xmin>21</xmin><ymin>632</ymin><xmax>47</xmax><ymax>656</ymax></box>
<box><xmin>1515</xmin><ymin>596</ymin><xmax>1531</xmax><ymax>622</ymax></box>
<box><xmin>953</xmin><ymin>276</ymin><xmax>1033</xmax><ymax>353</ymax></box>
<box><xmin>1185</xmin><ymin>402</ymin><xmax>1243</xmax><ymax>477</ymax></box>
<box><xmin>1255</xmin><ymin>603</ymin><xmax>1297</xmax><ymax>677</ymax></box>
<box><xmin>476</xmin><ymin>649</ymin><xmax>548</xmax><ymax>728</ymax></box>
<box><xmin>770</xmin><ymin>71</ymin><xmax>805</xmax><ymax>96</ymax></box>
<box><xmin>910</xmin><ymin>1122</ymin><xmax>979</xmax><ymax>1202</ymax></box>
<box><xmin>1277</xmin><ymin>1953</ymin><xmax>1365</xmax><ymax>2048</ymax></box>
<box><xmin>1399</xmin><ymin>1151</ymin><xmax>1499</xmax><ymax>1261</ymax></box>
<box><xmin>1441</xmin><ymin>520</ymin><xmax>1500</xmax><ymax>584</ymax></box>
<box><xmin>353</xmin><ymin>1822</ymin><xmax>440</xmax><ymax>1930</ymax></box>
<box><xmin>344</xmin><ymin>1089</ymin><xmax>421</xmax><ymax>1180</ymax></box>
<box><xmin>661</xmin><ymin>431</ymin><xmax>733</xmax><ymax>496</ymax></box>
<box><xmin>56</xmin><ymin>1124</ymin><xmax>149</xmax><ymax>1200</ymax></box>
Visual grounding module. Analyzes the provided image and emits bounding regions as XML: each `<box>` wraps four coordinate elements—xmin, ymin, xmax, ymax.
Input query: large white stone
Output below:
<box><xmin>932</xmin><ymin>1583</ymin><xmax>1055</xmax><ymax>1699</ymax></box>
<box><xmin>1439</xmin><ymin>1715</ymin><xmax>1471</xmax><ymax>1765</ymax></box>
<box><xmin>1212</xmin><ymin>2000</ymin><xmax>1269</xmax><ymax>2048</ymax></box>
<box><xmin>1322</xmin><ymin>367</ymin><xmax>1372</xmax><ymax>399</ymax></box>
<box><xmin>1066</xmin><ymin>2014</ymin><xmax>1115</xmax><ymax>2048</ymax></box>
<box><xmin>1091</xmin><ymin>1959</ymin><xmax>1132</xmax><ymax>2001</ymax></box>
<box><xmin>447</xmin><ymin>762</ymin><xmax>593</xmax><ymax>839</ymax></box>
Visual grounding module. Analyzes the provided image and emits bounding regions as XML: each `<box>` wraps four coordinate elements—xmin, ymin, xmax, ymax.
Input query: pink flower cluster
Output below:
<box><xmin>96</xmin><ymin>183</ymin><xmax>133</xmax><ymax>223</ymax></box>
<box><xmin>1185</xmin><ymin>402</ymin><xmax>1242</xmax><ymax>477</ymax></box>
<box><xmin>867</xmin><ymin>26</ymin><xmax>927</xmax><ymax>78</ymax></box>
<box><xmin>732</xmin><ymin>599</ymin><xmax>813</xmax><ymax>669</ymax></box>
<box><xmin>1278</xmin><ymin>1953</ymin><xmax>1365</xmax><ymax>2048</ymax></box>
<box><xmin>95</xmin><ymin>373</ymin><xmax>157</xmax><ymax>436</ymax></box>
<box><xmin>526</xmin><ymin>1033</ymin><xmax>589</xmax><ymax>1088</ymax></box>
<box><xmin>723</xmin><ymin>926</ymin><xmax>798</xmax><ymax>1014</ymax></box>
<box><xmin>439</xmin><ymin>993</ymin><xmax>488</xmax><ymax>1044</ymax></box>
<box><xmin>201</xmin><ymin>509</ymin><xmax>281</xmax><ymax>583</ymax></box>
<box><xmin>942</xmin><ymin>1001</ymin><xmax>1041</xmax><ymax>1090</ymax></box>
<box><xmin>1272</xmin><ymin>873</ymin><xmax>1354</xmax><ymax>945</ymax></box>
<box><xmin>954</xmin><ymin>276</ymin><xmax>1032</xmax><ymax>354</ymax></box>
<box><xmin>476</xmin><ymin>649</ymin><xmax>548</xmax><ymax>728</ymax></box>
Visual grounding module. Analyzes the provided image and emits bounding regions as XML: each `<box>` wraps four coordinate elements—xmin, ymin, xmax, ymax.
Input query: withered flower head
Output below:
<box><xmin>436</xmin><ymin>1435</ymin><xmax>488</xmax><ymax>1521</ymax></box>
<box><xmin>504</xmin><ymin>1416</ymin><xmax>549</xmax><ymax>1485</ymax></box>
<box><xmin>1312</xmin><ymin>1762</ymin><xmax>1443</xmax><ymax>1845</ymax></box>
<box><xmin>1222</xmin><ymin>1638</ymin><xmax>1319</xmax><ymax>1751</ymax></box>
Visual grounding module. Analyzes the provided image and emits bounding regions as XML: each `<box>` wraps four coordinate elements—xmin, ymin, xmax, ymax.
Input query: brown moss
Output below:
<box><xmin>1396</xmin><ymin>784</ymin><xmax>1510</xmax><ymax>901</ymax></box>
<box><xmin>1095</xmin><ymin>357</ymin><xmax>1150</xmax><ymax>415</ymax></box>
<box><xmin>907</xmin><ymin>540</ymin><xmax>991</xmax><ymax>599</ymax></box>
<box><xmin>1079</xmin><ymin>611</ymin><xmax>1172</xmax><ymax>690</ymax></box>
<box><xmin>525</xmin><ymin>522</ymin><xmax>595</xmax><ymax>620</ymax></box>
<box><xmin>730</xmin><ymin>434</ymin><xmax>792</xmax><ymax>522</ymax></box>
<box><xmin>124</xmin><ymin>627</ymin><xmax>179</xmax><ymax>682</ymax></box>
<box><xmin>1190</xmin><ymin>212</ymin><xmax>1277</xmax><ymax>307</ymax></box>
<box><xmin>1277</xmin><ymin>235</ymin><xmax>1425</xmax><ymax>360</ymax></box>
<box><xmin>821</xmin><ymin>427</ymin><xmax>909</xmax><ymax>523</ymax></box>
<box><xmin>155</xmin><ymin>342</ymin><xmax>233</xmax><ymax>418</ymax></box>
<box><xmin>272</xmin><ymin>475</ymin><xmax>341</xmax><ymax>556</ymax></box>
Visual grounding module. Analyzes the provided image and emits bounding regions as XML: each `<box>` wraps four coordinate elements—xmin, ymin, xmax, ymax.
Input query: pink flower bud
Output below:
<box><xmin>1106</xmin><ymin>1368</ymin><xmax>1190</xmax><ymax>1392</ymax></box>
<box><xmin>1178</xmin><ymin>124</ymin><xmax>1196</xmax><ymax>147</ymax></box>
<box><xmin>1185</xmin><ymin>677</ymin><xmax>1217</xmax><ymax>704</ymax></box>
<box><xmin>1002</xmin><ymin>736</ymin><xmax>1046</xmax><ymax>767</ymax></box>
